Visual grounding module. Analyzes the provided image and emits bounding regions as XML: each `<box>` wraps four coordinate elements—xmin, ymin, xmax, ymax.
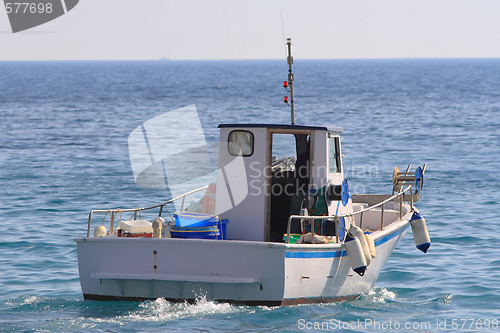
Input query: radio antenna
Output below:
<box><xmin>283</xmin><ymin>38</ymin><xmax>295</xmax><ymax>125</ymax></box>
<box><xmin>280</xmin><ymin>14</ymin><xmax>287</xmax><ymax>55</ymax></box>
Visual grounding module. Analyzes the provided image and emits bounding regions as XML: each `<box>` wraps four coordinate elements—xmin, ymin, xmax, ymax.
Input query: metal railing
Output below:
<box><xmin>285</xmin><ymin>186</ymin><xmax>414</xmax><ymax>244</ymax></box>
<box><xmin>86</xmin><ymin>185</ymin><xmax>209</xmax><ymax>237</ymax></box>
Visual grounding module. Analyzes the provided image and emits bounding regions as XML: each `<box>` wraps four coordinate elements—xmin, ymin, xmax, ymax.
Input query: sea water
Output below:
<box><xmin>0</xmin><ymin>59</ymin><xmax>499</xmax><ymax>332</ymax></box>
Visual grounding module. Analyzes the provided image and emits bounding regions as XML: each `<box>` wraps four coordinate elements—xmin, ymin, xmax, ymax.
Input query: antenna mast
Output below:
<box><xmin>283</xmin><ymin>38</ymin><xmax>295</xmax><ymax>125</ymax></box>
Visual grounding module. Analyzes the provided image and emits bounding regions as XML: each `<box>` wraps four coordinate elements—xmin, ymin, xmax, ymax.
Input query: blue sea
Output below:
<box><xmin>0</xmin><ymin>59</ymin><xmax>499</xmax><ymax>332</ymax></box>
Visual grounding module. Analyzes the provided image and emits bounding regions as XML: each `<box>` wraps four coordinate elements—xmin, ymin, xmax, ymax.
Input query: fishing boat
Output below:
<box><xmin>75</xmin><ymin>39</ymin><xmax>430</xmax><ymax>305</ymax></box>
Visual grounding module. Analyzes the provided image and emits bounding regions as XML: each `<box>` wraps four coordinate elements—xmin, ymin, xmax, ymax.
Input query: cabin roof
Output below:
<box><xmin>218</xmin><ymin>123</ymin><xmax>343</xmax><ymax>133</ymax></box>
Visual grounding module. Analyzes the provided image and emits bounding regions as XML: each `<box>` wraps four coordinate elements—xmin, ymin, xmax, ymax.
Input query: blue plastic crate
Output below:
<box><xmin>170</xmin><ymin>218</ymin><xmax>229</xmax><ymax>240</ymax></box>
<box><xmin>170</xmin><ymin>225</ymin><xmax>220</xmax><ymax>239</ymax></box>
<box><xmin>218</xmin><ymin>219</ymin><xmax>229</xmax><ymax>239</ymax></box>
<box><xmin>174</xmin><ymin>212</ymin><xmax>219</xmax><ymax>227</ymax></box>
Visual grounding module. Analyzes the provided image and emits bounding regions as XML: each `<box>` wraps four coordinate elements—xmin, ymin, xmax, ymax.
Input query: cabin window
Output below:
<box><xmin>329</xmin><ymin>136</ymin><xmax>341</xmax><ymax>173</ymax></box>
<box><xmin>228</xmin><ymin>131</ymin><xmax>254</xmax><ymax>156</ymax></box>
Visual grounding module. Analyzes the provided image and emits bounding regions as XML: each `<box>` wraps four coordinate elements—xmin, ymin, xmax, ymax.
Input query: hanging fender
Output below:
<box><xmin>349</xmin><ymin>226</ymin><xmax>372</xmax><ymax>265</ymax></box>
<box><xmin>410</xmin><ymin>212</ymin><xmax>431</xmax><ymax>253</ymax></box>
<box><xmin>364</xmin><ymin>231</ymin><xmax>376</xmax><ymax>259</ymax></box>
<box><xmin>344</xmin><ymin>233</ymin><xmax>367</xmax><ymax>276</ymax></box>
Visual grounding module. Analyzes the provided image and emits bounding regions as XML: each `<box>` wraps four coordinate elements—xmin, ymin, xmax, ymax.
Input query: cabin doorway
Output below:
<box><xmin>268</xmin><ymin>132</ymin><xmax>311</xmax><ymax>242</ymax></box>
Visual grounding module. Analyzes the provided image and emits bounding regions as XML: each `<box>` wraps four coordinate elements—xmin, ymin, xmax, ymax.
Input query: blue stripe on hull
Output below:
<box><xmin>374</xmin><ymin>223</ymin><xmax>410</xmax><ymax>247</ymax></box>
<box><xmin>285</xmin><ymin>250</ymin><xmax>346</xmax><ymax>258</ymax></box>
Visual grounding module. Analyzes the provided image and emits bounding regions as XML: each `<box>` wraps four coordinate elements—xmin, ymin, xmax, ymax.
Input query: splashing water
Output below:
<box><xmin>439</xmin><ymin>294</ymin><xmax>453</xmax><ymax>304</ymax></box>
<box><xmin>363</xmin><ymin>288</ymin><xmax>397</xmax><ymax>304</ymax></box>
<box><xmin>124</xmin><ymin>296</ymin><xmax>246</xmax><ymax>322</ymax></box>
<box><xmin>22</xmin><ymin>296</ymin><xmax>39</xmax><ymax>305</ymax></box>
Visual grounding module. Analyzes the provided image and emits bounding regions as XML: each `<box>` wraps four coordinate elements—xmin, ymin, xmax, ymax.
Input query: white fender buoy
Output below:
<box><xmin>94</xmin><ymin>225</ymin><xmax>107</xmax><ymax>237</ymax></box>
<box><xmin>163</xmin><ymin>220</ymin><xmax>173</xmax><ymax>238</ymax></box>
<box><xmin>349</xmin><ymin>226</ymin><xmax>371</xmax><ymax>265</ymax></box>
<box><xmin>152</xmin><ymin>217</ymin><xmax>164</xmax><ymax>238</ymax></box>
<box><xmin>410</xmin><ymin>212</ymin><xmax>431</xmax><ymax>253</ymax></box>
<box><xmin>364</xmin><ymin>232</ymin><xmax>376</xmax><ymax>259</ymax></box>
<box><xmin>344</xmin><ymin>233</ymin><xmax>367</xmax><ymax>276</ymax></box>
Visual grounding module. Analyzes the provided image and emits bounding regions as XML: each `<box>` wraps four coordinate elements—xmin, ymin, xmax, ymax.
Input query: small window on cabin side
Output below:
<box><xmin>228</xmin><ymin>131</ymin><xmax>254</xmax><ymax>157</ymax></box>
<box><xmin>329</xmin><ymin>136</ymin><xmax>341</xmax><ymax>173</ymax></box>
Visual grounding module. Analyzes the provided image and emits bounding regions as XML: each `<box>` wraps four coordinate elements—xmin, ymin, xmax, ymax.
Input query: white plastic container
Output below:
<box><xmin>119</xmin><ymin>220</ymin><xmax>153</xmax><ymax>234</ymax></box>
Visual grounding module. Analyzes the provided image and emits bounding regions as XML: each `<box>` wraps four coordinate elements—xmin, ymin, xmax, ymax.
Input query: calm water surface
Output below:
<box><xmin>0</xmin><ymin>59</ymin><xmax>499</xmax><ymax>332</ymax></box>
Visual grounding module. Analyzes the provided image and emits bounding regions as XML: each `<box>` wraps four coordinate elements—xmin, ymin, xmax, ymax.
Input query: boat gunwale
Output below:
<box><xmin>75</xmin><ymin>211</ymin><xmax>412</xmax><ymax>250</ymax></box>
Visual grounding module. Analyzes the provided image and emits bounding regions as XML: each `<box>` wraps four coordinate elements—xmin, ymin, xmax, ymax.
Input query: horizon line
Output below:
<box><xmin>1</xmin><ymin>56</ymin><xmax>500</xmax><ymax>62</ymax></box>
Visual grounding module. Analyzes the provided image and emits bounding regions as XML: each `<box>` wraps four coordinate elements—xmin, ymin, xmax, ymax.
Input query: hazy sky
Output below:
<box><xmin>1</xmin><ymin>0</ymin><xmax>500</xmax><ymax>60</ymax></box>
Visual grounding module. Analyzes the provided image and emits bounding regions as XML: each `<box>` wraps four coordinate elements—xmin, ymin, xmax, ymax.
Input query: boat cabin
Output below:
<box><xmin>215</xmin><ymin>124</ymin><xmax>353</xmax><ymax>242</ymax></box>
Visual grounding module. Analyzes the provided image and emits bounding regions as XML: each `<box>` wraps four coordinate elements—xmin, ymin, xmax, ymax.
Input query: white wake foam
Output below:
<box><xmin>124</xmin><ymin>295</ymin><xmax>246</xmax><ymax>322</ymax></box>
<box><xmin>363</xmin><ymin>288</ymin><xmax>397</xmax><ymax>304</ymax></box>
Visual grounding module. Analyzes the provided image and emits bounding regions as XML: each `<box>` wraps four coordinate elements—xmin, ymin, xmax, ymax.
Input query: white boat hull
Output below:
<box><xmin>75</xmin><ymin>214</ymin><xmax>411</xmax><ymax>306</ymax></box>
